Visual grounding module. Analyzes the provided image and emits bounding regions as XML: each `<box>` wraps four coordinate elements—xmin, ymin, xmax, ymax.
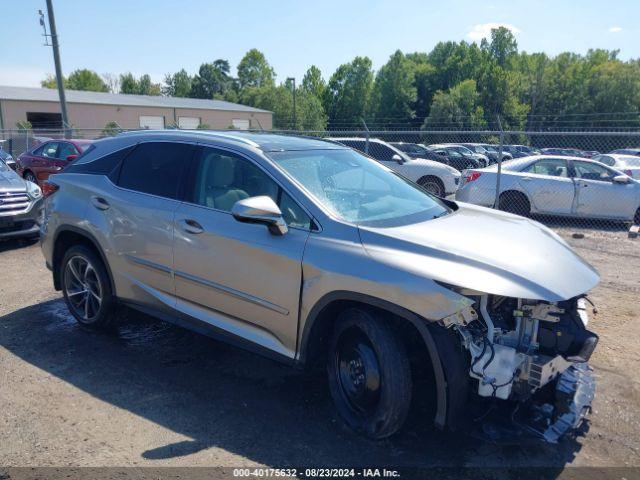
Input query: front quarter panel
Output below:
<box><xmin>297</xmin><ymin>222</ymin><xmax>472</xmax><ymax>359</ymax></box>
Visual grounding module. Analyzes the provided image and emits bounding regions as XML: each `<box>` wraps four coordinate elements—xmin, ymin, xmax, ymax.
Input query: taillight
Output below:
<box><xmin>42</xmin><ymin>181</ymin><xmax>59</xmax><ymax>197</ymax></box>
<box><xmin>465</xmin><ymin>171</ymin><xmax>482</xmax><ymax>183</ymax></box>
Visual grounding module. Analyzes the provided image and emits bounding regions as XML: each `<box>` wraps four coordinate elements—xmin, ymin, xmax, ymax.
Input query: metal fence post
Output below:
<box><xmin>493</xmin><ymin>118</ymin><xmax>504</xmax><ymax>209</ymax></box>
<box><xmin>362</xmin><ymin>119</ymin><xmax>370</xmax><ymax>154</ymax></box>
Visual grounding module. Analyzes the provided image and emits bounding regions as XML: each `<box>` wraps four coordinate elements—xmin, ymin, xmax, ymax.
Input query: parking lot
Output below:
<box><xmin>0</xmin><ymin>222</ymin><xmax>638</xmax><ymax>469</ymax></box>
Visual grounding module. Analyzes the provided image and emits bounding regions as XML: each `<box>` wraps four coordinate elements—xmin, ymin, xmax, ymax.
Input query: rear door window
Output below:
<box><xmin>117</xmin><ymin>142</ymin><xmax>194</xmax><ymax>199</ymax></box>
<box><xmin>57</xmin><ymin>142</ymin><xmax>79</xmax><ymax>160</ymax></box>
<box><xmin>524</xmin><ymin>158</ymin><xmax>568</xmax><ymax>177</ymax></box>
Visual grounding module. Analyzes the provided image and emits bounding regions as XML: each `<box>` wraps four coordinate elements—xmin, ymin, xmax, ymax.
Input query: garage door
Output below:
<box><xmin>232</xmin><ymin>119</ymin><xmax>250</xmax><ymax>130</ymax></box>
<box><xmin>139</xmin><ymin>116</ymin><xmax>165</xmax><ymax>129</ymax></box>
<box><xmin>178</xmin><ymin>117</ymin><xmax>200</xmax><ymax>129</ymax></box>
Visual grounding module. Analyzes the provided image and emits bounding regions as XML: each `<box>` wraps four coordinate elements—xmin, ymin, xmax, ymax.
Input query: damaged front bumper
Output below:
<box><xmin>477</xmin><ymin>362</ymin><xmax>596</xmax><ymax>444</ymax></box>
<box><xmin>444</xmin><ymin>294</ymin><xmax>598</xmax><ymax>444</ymax></box>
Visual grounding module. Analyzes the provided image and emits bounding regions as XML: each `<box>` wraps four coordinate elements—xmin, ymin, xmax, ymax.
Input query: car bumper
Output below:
<box><xmin>474</xmin><ymin>362</ymin><xmax>595</xmax><ymax>444</ymax></box>
<box><xmin>455</xmin><ymin>185</ymin><xmax>495</xmax><ymax>206</ymax></box>
<box><xmin>0</xmin><ymin>199</ymin><xmax>44</xmax><ymax>240</ymax></box>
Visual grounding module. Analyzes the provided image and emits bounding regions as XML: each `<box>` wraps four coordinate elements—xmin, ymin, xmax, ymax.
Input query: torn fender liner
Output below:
<box><xmin>543</xmin><ymin>362</ymin><xmax>596</xmax><ymax>443</ymax></box>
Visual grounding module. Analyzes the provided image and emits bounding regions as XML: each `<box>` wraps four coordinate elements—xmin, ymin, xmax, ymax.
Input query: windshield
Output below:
<box><xmin>453</xmin><ymin>146</ymin><xmax>473</xmax><ymax>155</ymax></box>
<box><xmin>394</xmin><ymin>143</ymin><xmax>425</xmax><ymax>155</ymax></box>
<box><xmin>484</xmin><ymin>145</ymin><xmax>498</xmax><ymax>153</ymax></box>
<box><xmin>269</xmin><ymin>149</ymin><xmax>450</xmax><ymax>225</ymax></box>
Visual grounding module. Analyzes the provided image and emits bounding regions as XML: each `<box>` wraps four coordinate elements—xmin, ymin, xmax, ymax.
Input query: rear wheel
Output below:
<box><xmin>327</xmin><ymin>308</ymin><xmax>412</xmax><ymax>439</ymax></box>
<box><xmin>498</xmin><ymin>191</ymin><xmax>530</xmax><ymax>216</ymax></box>
<box><xmin>24</xmin><ymin>171</ymin><xmax>37</xmax><ymax>185</ymax></box>
<box><xmin>61</xmin><ymin>245</ymin><xmax>116</xmax><ymax>329</ymax></box>
<box><xmin>418</xmin><ymin>176</ymin><xmax>444</xmax><ymax>197</ymax></box>
<box><xmin>634</xmin><ymin>207</ymin><xmax>640</xmax><ymax>226</ymax></box>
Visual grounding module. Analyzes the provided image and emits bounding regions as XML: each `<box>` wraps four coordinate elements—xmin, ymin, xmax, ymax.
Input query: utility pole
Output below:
<box><xmin>42</xmin><ymin>1</ymin><xmax>69</xmax><ymax>138</ymax></box>
<box><xmin>287</xmin><ymin>77</ymin><xmax>296</xmax><ymax>130</ymax></box>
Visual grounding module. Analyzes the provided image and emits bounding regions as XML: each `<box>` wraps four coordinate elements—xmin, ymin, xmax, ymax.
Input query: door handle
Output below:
<box><xmin>90</xmin><ymin>196</ymin><xmax>110</xmax><ymax>211</ymax></box>
<box><xmin>180</xmin><ymin>219</ymin><xmax>204</xmax><ymax>234</ymax></box>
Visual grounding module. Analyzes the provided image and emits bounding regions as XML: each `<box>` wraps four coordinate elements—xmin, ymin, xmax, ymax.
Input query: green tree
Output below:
<box><xmin>423</xmin><ymin>79</ymin><xmax>486</xmax><ymax>129</ymax></box>
<box><xmin>163</xmin><ymin>69</ymin><xmax>192</xmax><ymax>97</ymax></box>
<box><xmin>302</xmin><ymin>65</ymin><xmax>325</xmax><ymax>100</ymax></box>
<box><xmin>41</xmin><ymin>69</ymin><xmax>109</xmax><ymax>92</ymax></box>
<box><xmin>323</xmin><ymin>56</ymin><xmax>374</xmax><ymax>126</ymax></box>
<box><xmin>371</xmin><ymin>50</ymin><xmax>417</xmax><ymax>125</ymax></box>
<box><xmin>119</xmin><ymin>73</ymin><xmax>161</xmax><ymax>95</ymax></box>
<box><xmin>101</xmin><ymin>121</ymin><xmax>121</xmax><ymax>137</ymax></box>
<box><xmin>237</xmin><ymin>49</ymin><xmax>275</xmax><ymax>90</ymax></box>
<box><xmin>190</xmin><ymin>61</ymin><xmax>235</xmax><ymax>99</ymax></box>
<box><xmin>16</xmin><ymin>120</ymin><xmax>32</xmax><ymax>130</ymax></box>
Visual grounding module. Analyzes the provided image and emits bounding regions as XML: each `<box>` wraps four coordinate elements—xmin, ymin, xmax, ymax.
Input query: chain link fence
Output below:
<box><xmin>2</xmin><ymin>126</ymin><xmax>639</xmax><ymax>234</ymax></box>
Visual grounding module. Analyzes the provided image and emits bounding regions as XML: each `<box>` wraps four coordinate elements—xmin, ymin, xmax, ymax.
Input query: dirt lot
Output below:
<box><xmin>0</xmin><ymin>225</ymin><xmax>638</xmax><ymax>470</ymax></box>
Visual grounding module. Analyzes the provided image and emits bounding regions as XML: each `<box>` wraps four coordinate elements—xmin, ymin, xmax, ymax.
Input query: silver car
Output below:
<box><xmin>456</xmin><ymin>155</ymin><xmax>640</xmax><ymax>224</ymax></box>
<box><xmin>592</xmin><ymin>153</ymin><xmax>640</xmax><ymax>180</ymax></box>
<box><xmin>0</xmin><ymin>157</ymin><xmax>43</xmax><ymax>240</ymax></box>
<box><xmin>41</xmin><ymin>131</ymin><xmax>600</xmax><ymax>442</ymax></box>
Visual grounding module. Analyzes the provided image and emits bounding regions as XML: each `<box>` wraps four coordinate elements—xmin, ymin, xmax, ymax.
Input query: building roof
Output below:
<box><xmin>0</xmin><ymin>85</ymin><xmax>271</xmax><ymax>114</ymax></box>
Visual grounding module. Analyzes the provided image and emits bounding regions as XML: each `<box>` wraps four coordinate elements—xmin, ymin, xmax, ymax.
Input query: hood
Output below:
<box><xmin>358</xmin><ymin>203</ymin><xmax>599</xmax><ymax>301</ymax></box>
<box><xmin>414</xmin><ymin>158</ymin><xmax>460</xmax><ymax>176</ymax></box>
<box><xmin>0</xmin><ymin>168</ymin><xmax>27</xmax><ymax>192</ymax></box>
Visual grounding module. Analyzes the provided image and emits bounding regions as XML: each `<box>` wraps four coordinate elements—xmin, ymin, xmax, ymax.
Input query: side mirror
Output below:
<box><xmin>66</xmin><ymin>154</ymin><xmax>78</xmax><ymax>161</ymax></box>
<box><xmin>613</xmin><ymin>174</ymin><xmax>630</xmax><ymax>184</ymax></box>
<box><xmin>231</xmin><ymin>196</ymin><xmax>288</xmax><ymax>236</ymax></box>
<box><xmin>392</xmin><ymin>154</ymin><xmax>404</xmax><ymax>164</ymax></box>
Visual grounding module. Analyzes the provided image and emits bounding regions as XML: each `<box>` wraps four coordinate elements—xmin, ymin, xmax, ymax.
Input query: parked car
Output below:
<box><xmin>426</xmin><ymin>145</ymin><xmax>484</xmax><ymax>172</ymax></box>
<box><xmin>0</xmin><ymin>148</ymin><xmax>16</xmax><ymax>171</ymax></box>
<box><xmin>427</xmin><ymin>143</ymin><xmax>489</xmax><ymax>167</ymax></box>
<box><xmin>17</xmin><ymin>139</ymin><xmax>93</xmax><ymax>185</ymax></box>
<box><xmin>329</xmin><ymin>137</ymin><xmax>460</xmax><ymax>197</ymax></box>
<box><xmin>0</xmin><ymin>156</ymin><xmax>43</xmax><ymax>240</ymax></box>
<box><xmin>41</xmin><ymin>131</ymin><xmax>599</xmax><ymax>442</ymax></box>
<box><xmin>609</xmin><ymin>148</ymin><xmax>640</xmax><ymax>157</ymax></box>
<box><xmin>458</xmin><ymin>143</ymin><xmax>513</xmax><ymax>164</ymax></box>
<box><xmin>592</xmin><ymin>153</ymin><xmax>640</xmax><ymax>180</ymax></box>
<box><xmin>390</xmin><ymin>142</ymin><xmax>449</xmax><ymax>163</ymax></box>
<box><xmin>583</xmin><ymin>151</ymin><xmax>600</xmax><ymax>158</ymax></box>
<box><xmin>502</xmin><ymin>145</ymin><xmax>540</xmax><ymax>158</ymax></box>
<box><xmin>539</xmin><ymin>148</ymin><xmax>588</xmax><ymax>157</ymax></box>
<box><xmin>456</xmin><ymin>155</ymin><xmax>640</xmax><ymax>224</ymax></box>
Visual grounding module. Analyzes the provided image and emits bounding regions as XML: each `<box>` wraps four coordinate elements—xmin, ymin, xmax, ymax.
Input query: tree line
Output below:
<box><xmin>42</xmin><ymin>27</ymin><xmax>640</xmax><ymax>131</ymax></box>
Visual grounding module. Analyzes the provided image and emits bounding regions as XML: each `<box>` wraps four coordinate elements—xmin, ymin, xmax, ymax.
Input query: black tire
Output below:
<box><xmin>61</xmin><ymin>245</ymin><xmax>116</xmax><ymax>329</ymax></box>
<box><xmin>327</xmin><ymin>308</ymin><xmax>412</xmax><ymax>439</ymax></box>
<box><xmin>498</xmin><ymin>191</ymin><xmax>530</xmax><ymax>216</ymax></box>
<box><xmin>24</xmin><ymin>171</ymin><xmax>37</xmax><ymax>185</ymax></box>
<box><xmin>418</xmin><ymin>176</ymin><xmax>444</xmax><ymax>197</ymax></box>
<box><xmin>634</xmin><ymin>207</ymin><xmax>640</xmax><ymax>226</ymax></box>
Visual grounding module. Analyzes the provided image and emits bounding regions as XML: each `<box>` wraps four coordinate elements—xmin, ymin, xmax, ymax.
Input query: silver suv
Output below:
<box><xmin>41</xmin><ymin>131</ymin><xmax>600</xmax><ymax>442</ymax></box>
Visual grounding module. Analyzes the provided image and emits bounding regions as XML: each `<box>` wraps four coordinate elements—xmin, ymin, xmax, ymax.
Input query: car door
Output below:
<box><xmin>32</xmin><ymin>141</ymin><xmax>60</xmax><ymax>182</ymax></box>
<box><xmin>102</xmin><ymin>141</ymin><xmax>195</xmax><ymax>310</ymax></box>
<box><xmin>519</xmin><ymin>158</ymin><xmax>575</xmax><ymax>214</ymax></box>
<box><xmin>172</xmin><ymin>146</ymin><xmax>312</xmax><ymax>358</ymax></box>
<box><xmin>572</xmin><ymin>161</ymin><xmax>636</xmax><ymax>219</ymax></box>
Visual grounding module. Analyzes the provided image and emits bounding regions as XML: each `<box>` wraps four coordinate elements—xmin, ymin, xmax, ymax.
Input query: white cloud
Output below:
<box><xmin>467</xmin><ymin>22</ymin><xmax>521</xmax><ymax>41</ymax></box>
<box><xmin>609</xmin><ymin>26</ymin><xmax>623</xmax><ymax>33</ymax></box>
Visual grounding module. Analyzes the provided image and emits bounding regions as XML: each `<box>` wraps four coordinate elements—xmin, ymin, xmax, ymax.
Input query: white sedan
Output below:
<box><xmin>592</xmin><ymin>154</ymin><xmax>640</xmax><ymax>180</ymax></box>
<box><xmin>455</xmin><ymin>155</ymin><xmax>640</xmax><ymax>224</ymax></box>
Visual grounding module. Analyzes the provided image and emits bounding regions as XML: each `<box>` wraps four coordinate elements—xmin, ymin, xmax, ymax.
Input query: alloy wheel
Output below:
<box><xmin>63</xmin><ymin>255</ymin><xmax>103</xmax><ymax>322</ymax></box>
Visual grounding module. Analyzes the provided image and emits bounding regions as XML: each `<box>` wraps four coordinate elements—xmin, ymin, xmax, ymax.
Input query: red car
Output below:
<box><xmin>17</xmin><ymin>139</ymin><xmax>93</xmax><ymax>185</ymax></box>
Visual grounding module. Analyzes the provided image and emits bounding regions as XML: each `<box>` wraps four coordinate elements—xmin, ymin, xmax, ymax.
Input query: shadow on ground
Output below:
<box><xmin>0</xmin><ymin>299</ymin><xmax>588</xmax><ymax>471</ymax></box>
<box><xmin>0</xmin><ymin>237</ymin><xmax>39</xmax><ymax>254</ymax></box>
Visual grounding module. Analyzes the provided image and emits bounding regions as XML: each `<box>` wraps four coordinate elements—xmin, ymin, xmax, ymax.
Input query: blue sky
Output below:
<box><xmin>1</xmin><ymin>0</ymin><xmax>638</xmax><ymax>88</ymax></box>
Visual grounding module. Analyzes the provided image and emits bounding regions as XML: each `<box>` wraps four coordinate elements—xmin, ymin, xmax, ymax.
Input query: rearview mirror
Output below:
<box><xmin>231</xmin><ymin>196</ymin><xmax>288</xmax><ymax>236</ymax></box>
<box><xmin>613</xmin><ymin>174</ymin><xmax>630</xmax><ymax>184</ymax></box>
<box><xmin>392</xmin><ymin>154</ymin><xmax>404</xmax><ymax>164</ymax></box>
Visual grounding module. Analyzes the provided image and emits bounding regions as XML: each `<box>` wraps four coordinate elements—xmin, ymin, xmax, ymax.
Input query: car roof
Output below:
<box><xmin>119</xmin><ymin>130</ymin><xmax>345</xmax><ymax>152</ymax></box>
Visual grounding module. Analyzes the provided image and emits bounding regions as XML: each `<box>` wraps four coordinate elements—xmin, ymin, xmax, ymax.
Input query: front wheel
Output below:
<box><xmin>24</xmin><ymin>171</ymin><xmax>37</xmax><ymax>185</ymax></box>
<box><xmin>61</xmin><ymin>245</ymin><xmax>116</xmax><ymax>329</ymax></box>
<box><xmin>418</xmin><ymin>176</ymin><xmax>444</xmax><ymax>197</ymax></box>
<box><xmin>327</xmin><ymin>308</ymin><xmax>412</xmax><ymax>439</ymax></box>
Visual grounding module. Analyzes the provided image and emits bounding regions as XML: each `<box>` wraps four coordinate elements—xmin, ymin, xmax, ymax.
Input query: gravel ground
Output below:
<box><xmin>0</xmin><ymin>225</ymin><xmax>638</xmax><ymax>470</ymax></box>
